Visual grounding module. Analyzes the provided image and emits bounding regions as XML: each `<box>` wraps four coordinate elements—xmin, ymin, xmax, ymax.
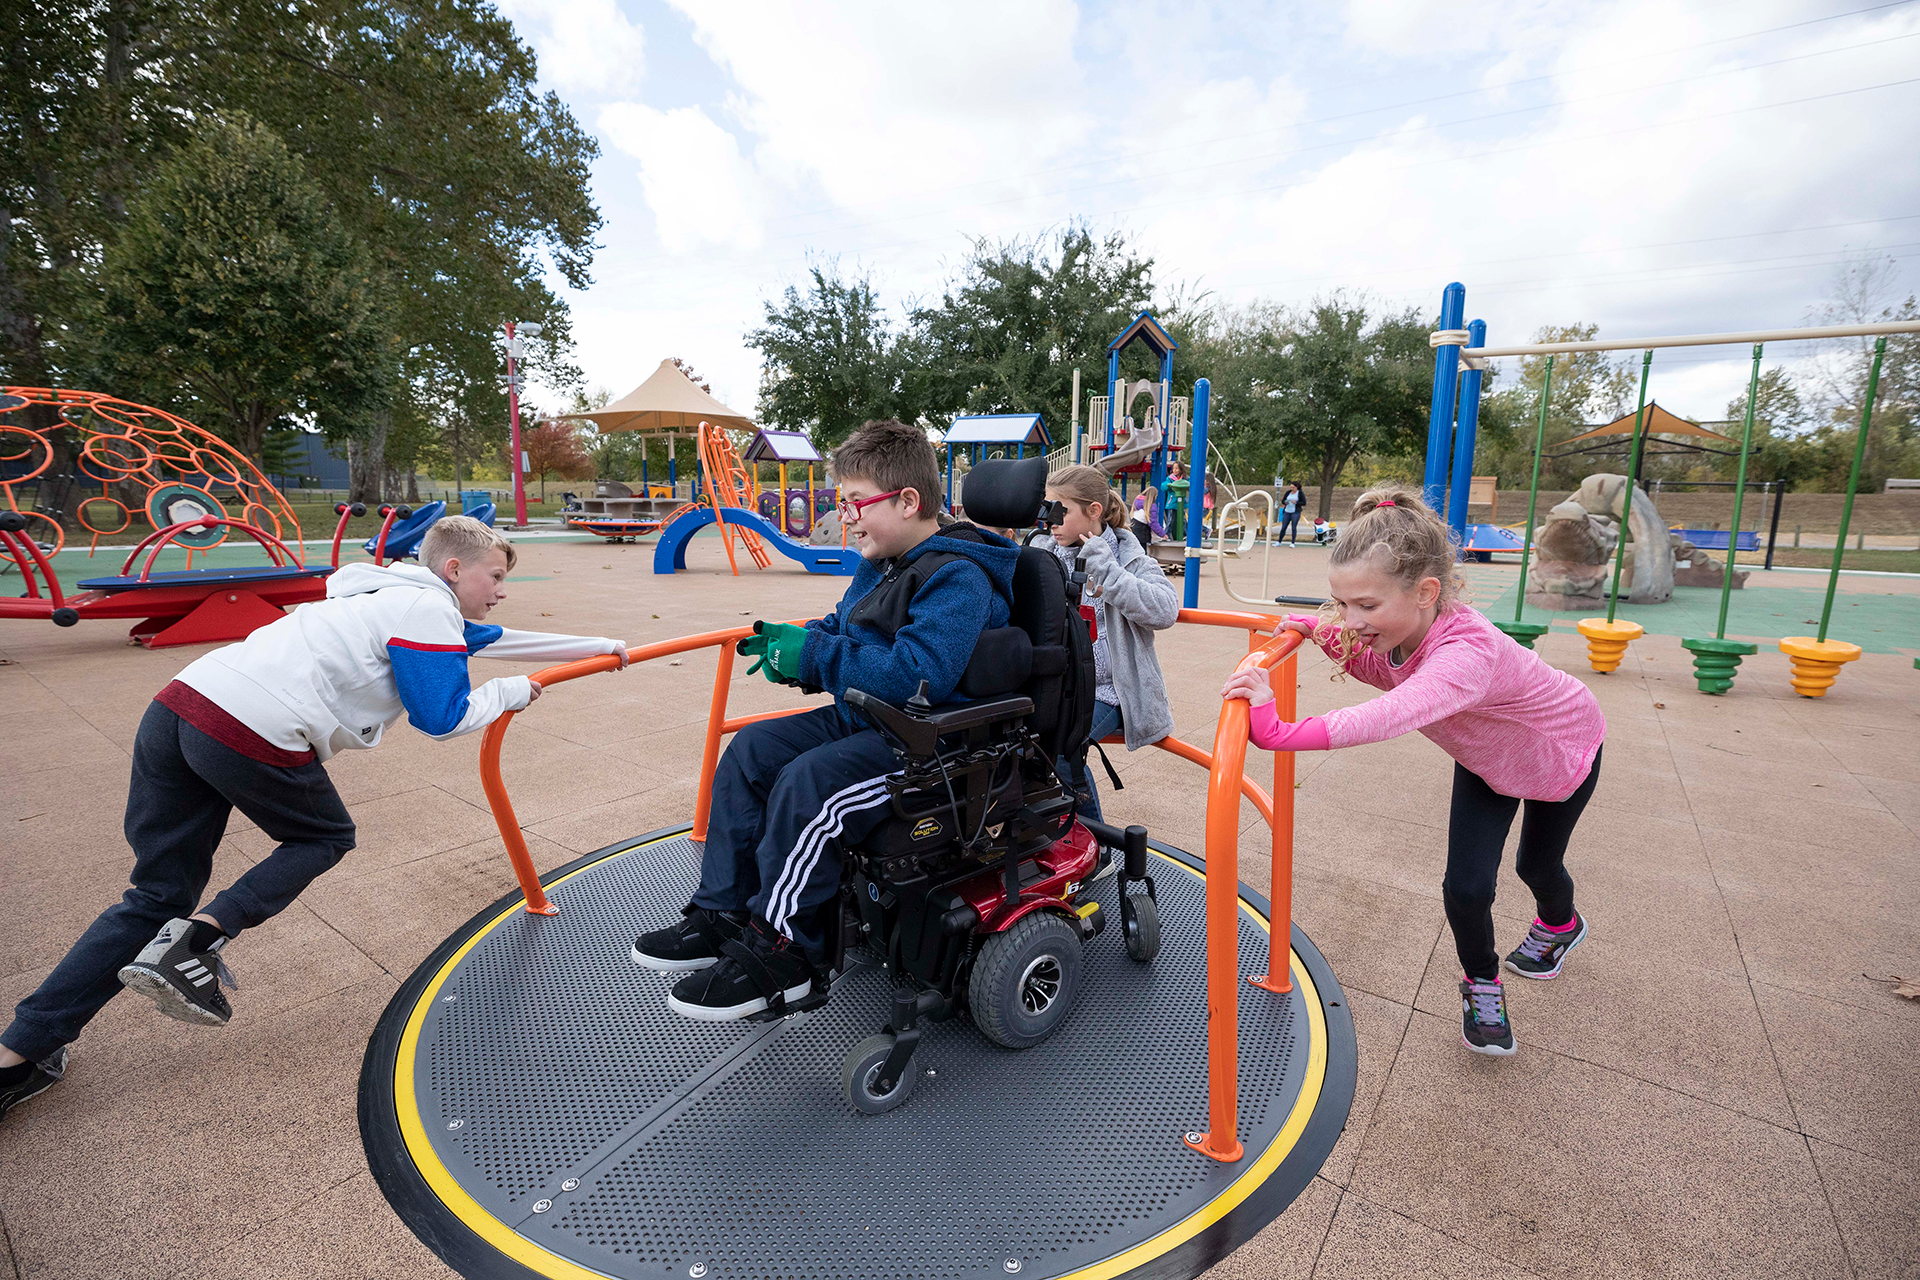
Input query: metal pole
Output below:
<box><xmin>1446</xmin><ymin>318</ymin><xmax>1487</xmax><ymax>545</ymax></box>
<box><xmin>1716</xmin><ymin>345</ymin><xmax>1764</xmax><ymax>640</ymax></box>
<box><xmin>1604</xmin><ymin>351</ymin><xmax>1655</xmax><ymax>625</ymax></box>
<box><xmin>505</xmin><ymin>322</ymin><xmax>529</xmax><ymax>527</ymax></box>
<box><xmin>1070</xmin><ymin>368</ymin><xmax>1081</xmax><ymax>464</ymax></box>
<box><xmin>1765</xmin><ymin>479</ymin><xmax>1786</xmax><ymax>570</ymax></box>
<box><xmin>1817</xmin><ymin>337</ymin><xmax>1886</xmax><ymax>643</ymax></box>
<box><xmin>1423</xmin><ymin>283</ymin><xmax>1466</xmax><ymax>510</ymax></box>
<box><xmin>1184</xmin><ymin>379</ymin><xmax>1210</xmax><ymax>608</ymax></box>
<box><xmin>1514</xmin><ymin>355</ymin><xmax>1555</xmax><ymax>624</ymax></box>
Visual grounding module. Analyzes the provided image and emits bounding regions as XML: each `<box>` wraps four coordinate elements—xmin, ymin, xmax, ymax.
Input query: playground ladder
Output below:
<box><xmin>697</xmin><ymin>423</ymin><xmax>772</xmax><ymax>573</ymax></box>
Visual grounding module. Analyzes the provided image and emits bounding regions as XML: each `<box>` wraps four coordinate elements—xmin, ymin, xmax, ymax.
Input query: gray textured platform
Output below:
<box><xmin>406</xmin><ymin>834</ymin><xmax>1315</xmax><ymax>1280</ymax></box>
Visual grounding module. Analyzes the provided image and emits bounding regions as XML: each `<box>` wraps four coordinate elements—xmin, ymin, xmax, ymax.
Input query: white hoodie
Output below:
<box><xmin>172</xmin><ymin>562</ymin><xmax>620</xmax><ymax>762</ymax></box>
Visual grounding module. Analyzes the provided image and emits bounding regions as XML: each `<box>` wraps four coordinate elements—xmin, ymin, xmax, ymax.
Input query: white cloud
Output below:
<box><xmin>495</xmin><ymin>0</ymin><xmax>646</xmax><ymax>93</ymax></box>
<box><xmin>598</xmin><ymin>102</ymin><xmax>764</xmax><ymax>253</ymax></box>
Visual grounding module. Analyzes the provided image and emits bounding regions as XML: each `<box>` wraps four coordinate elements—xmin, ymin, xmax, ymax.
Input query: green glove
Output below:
<box><xmin>739</xmin><ymin>621</ymin><xmax>809</xmax><ymax>684</ymax></box>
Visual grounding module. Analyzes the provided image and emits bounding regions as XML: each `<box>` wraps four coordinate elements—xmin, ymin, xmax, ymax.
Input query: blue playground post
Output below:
<box><xmin>1445</xmin><ymin>318</ymin><xmax>1487</xmax><ymax>547</ymax></box>
<box><xmin>668</xmin><ymin>435</ymin><xmax>677</xmax><ymax>492</ymax></box>
<box><xmin>945</xmin><ymin>445</ymin><xmax>955</xmax><ymax>512</ymax></box>
<box><xmin>1423</xmin><ymin>283</ymin><xmax>1466</xmax><ymax>511</ymax></box>
<box><xmin>1184</xmin><ymin>378</ymin><xmax>1210</xmax><ymax>608</ymax></box>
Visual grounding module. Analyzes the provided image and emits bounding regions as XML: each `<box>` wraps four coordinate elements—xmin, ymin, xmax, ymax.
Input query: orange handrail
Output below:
<box><xmin>476</xmin><ymin>604</ymin><xmax>1303</xmax><ymax>1165</ymax></box>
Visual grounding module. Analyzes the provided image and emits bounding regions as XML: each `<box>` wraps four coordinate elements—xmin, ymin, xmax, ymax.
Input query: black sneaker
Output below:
<box><xmin>631</xmin><ymin>907</ymin><xmax>746</xmax><ymax>972</ymax></box>
<box><xmin>667</xmin><ymin>917</ymin><xmax>815</xmax><ymax>1021</ymax></box>
<box><xmin>118</xmin><ymin>918</ymin><xmax>237</xmax><ymax>1026</ymax></box>
<box><xmin>1504</xmin><ymin>912</ymin><xmax>1588</xmax><ymax>980</ymax></box>
<box><xmin>1459</xmin><ymin>975</ymin><xmax>1516</xmax><ymax>1056</ymax></box>
<box><xmin>0</xmin><ymin>1046</ymin><xmax>67</xmax><ymax>1120</ymax></box>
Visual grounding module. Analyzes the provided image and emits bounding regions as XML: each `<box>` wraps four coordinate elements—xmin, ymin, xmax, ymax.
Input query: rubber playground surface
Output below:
<box><xmin>1</xmin><ymin>534</ymin><xmax>1916</xmax><ymax>1279</ymax></box>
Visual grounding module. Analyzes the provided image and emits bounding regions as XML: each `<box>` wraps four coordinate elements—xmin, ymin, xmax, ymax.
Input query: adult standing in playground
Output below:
<box><xmin>1278</xmin><ymin>483</ymin><xmax>1304</xmax><ymax>544</ymax></box>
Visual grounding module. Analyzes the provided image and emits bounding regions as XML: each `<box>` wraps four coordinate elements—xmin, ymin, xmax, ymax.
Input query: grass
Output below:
<box><xmin>1748</xmin><ymin>547</ymin><xmax>1920</xmax><ymax>574</ymax></box>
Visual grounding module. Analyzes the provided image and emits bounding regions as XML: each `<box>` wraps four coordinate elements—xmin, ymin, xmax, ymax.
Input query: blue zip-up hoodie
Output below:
<box><xmin>799</xmin><ymin>527</ymin><xmax>1020</xmax><ymax>707</ymax></box>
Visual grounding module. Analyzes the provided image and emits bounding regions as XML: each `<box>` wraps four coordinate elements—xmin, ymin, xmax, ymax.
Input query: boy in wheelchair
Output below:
<box><xmin>632</xmin><ymin>419</ymin><xmax>1022</xmax><ymax>1020</ymax></box>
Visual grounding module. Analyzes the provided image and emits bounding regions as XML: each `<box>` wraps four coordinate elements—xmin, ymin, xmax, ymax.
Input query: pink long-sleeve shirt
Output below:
<box><xmin>1253</xmin><ymin>606</ymin><xmax>1605</xmax><ymax>802</ymax></box>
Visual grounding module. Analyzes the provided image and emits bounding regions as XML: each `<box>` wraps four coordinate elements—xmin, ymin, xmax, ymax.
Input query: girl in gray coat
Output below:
<box><xmin>1032</xmin><ymin>466</ymin><xmax>1180</xmax><ymax>849</ymax></box>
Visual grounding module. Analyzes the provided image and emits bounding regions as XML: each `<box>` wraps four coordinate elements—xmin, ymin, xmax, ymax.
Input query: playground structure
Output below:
<box><xmin>944</xmin><ymin>414</ymin><xmax>1051</xmax><ymax>515</ymax></box>
<box><xmin>361</xmin><ymin>606</ymin><xmax>1354</xmax><ymax>1280</ymax></box>
<box><xmin>742</xmin><ymin>428</ymin><xmax>832</xmax><ymax>538</ymax></box>
<box><xmin>1424</xmin><ymin>286</ymin><xmax>1920</xmax><ymax>695</ymax></box>
<box><xmin>652</xmin><ymin>422</ymin><xmax>856</xmax><ymax>576</ymax></box>
<box><xmin>0</xmin><ymin>388</ymin><xmax>349</xmax><ymax>647</ymax></box>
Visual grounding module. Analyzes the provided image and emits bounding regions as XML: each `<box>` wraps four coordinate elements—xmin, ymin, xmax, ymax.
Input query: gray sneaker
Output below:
<box><xmin>1459</xmin><ymin>975</ymin><xmax>1516</xmax><ymax>1056</ymax></box>
<box><xmin>0</xmin><ymin>1046</ymin><xmax>67</xmax><ymax>1120</ymax></box>
<box><xmin>1504</xmin><ymin>912</ymin><xmax>1588</xmax><ymax>980</ymax></box>
<box><xmin>118</xmin><ymin>918</ymin><xmax>237</xmax><ymax>1026</ymax></box>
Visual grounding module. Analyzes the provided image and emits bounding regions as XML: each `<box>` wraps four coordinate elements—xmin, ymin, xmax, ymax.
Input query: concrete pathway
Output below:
<box><xmin>0</xmin><ymin>535</ymin><xmax>1914</xmax><ymax>1280</ymax></box>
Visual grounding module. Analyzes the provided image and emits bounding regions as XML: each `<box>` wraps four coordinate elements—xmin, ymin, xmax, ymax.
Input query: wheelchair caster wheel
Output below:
<box><xmin>842</xmin><ymin>1033</ymin><xmax>917</xmax><ymax>1115</ymax></box>
<box><xmin>1121</xmin><ymin>891</ymin><xmax>1160</xmax><ymax>963</ymax></box>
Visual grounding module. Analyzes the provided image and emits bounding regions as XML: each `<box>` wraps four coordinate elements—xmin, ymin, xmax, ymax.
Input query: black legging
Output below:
<box><xmin>1442</xmin><ymin>748</ymin><xmax>1601</xmax><ymax>980</ymax></box>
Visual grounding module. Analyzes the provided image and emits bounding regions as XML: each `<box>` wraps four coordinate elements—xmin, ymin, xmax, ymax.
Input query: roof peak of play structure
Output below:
<box><xmin>1108</xmin><ymin>310</ymin><xmax>1177</xmax><ymax>356</ymax></box>
<box><xmin>554</xmin><ymin>358</ymin><xmax>755</xmax><ymax>434</ymax></box>
<box><xmin>1562</xmin><ymin>401</ymin><xmax>1736</xmax><ymax>446</ymax></box>
<box><xmin>944</xmin><ymin>414</ymin><xmax>1051</xmax><ymax>446</ymax></box>
<box><xmin>743</xmin><ymin>429</ymin><xmax>822</xmax><ymax>463</ymax></box>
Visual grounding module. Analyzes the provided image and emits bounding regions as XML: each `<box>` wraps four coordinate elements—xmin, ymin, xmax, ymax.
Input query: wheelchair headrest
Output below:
<box><xmin>961</xmin><ymin>457</ymin><xmax>1048</xmax><ymax>530</ymax></box>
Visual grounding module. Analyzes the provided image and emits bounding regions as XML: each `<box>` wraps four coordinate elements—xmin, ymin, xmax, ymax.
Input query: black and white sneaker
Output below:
<box><xmin>667</xmin><ymin>917</ymin><xmax>815</xmax><ymax>1022</ymax></box>
<box><xmin>0</xmin><ymin>1046</ymin><xmax>67</xmax><ymax>1121</ymax></box>
<box><xmin>1459</xmin><ymin>975</ymin><xmax>1516</xmax><ymax>1057</ymax></box>
<box><xmin>632</xmin><ymin>907</ymin><xmax>746</xmax><ymax>972</ymax></box>
<box><xmin>118</xmin><ymin>918</ymin><xmax>237</xmax><ymax>1026</ymax></box>
<box><xmin>1504</xmin><ymin>911</ymin><xmax>1589</xmax><ymax>980</ymax></box>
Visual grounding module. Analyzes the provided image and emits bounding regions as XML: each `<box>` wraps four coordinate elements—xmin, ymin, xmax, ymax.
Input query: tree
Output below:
<box><xmin>748</xmin><ymin>267</ymin><xmax>918</xmax><ymax>451</ymax></box>
<box><xmin>1473</xmin><ymin>323</ymin><xmax>1640</xmax><ymax>493</ymax></box>
<box><xmin>1198</xmin><ymin>296</ymin><xmax>1431</xmax><ymax>518</ymax></box>
<box><xmin>93</xmin><ymin>116</ymin><xmax>391</xmax><ymax>463</ymax></box>
<box><xmin>912</xmin><ymin>226</ymin><xmax>1160</xmax><ymax>434</ymax></box>
<box><xmin>2</xmin><ymin>1</ymin><xmax>602</xmax><ymax>499</ymax></box>
<box><xmin>521</xmin><ymin>418</ymin><xmax>592</xmax><ymax>500</ymax></box>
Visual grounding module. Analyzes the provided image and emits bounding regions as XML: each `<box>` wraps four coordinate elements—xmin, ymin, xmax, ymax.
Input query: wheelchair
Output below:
<box><xmin>770</xmin><ymin>458</ymin><xmax>1165</xmax><ymax>1114</ymax></box>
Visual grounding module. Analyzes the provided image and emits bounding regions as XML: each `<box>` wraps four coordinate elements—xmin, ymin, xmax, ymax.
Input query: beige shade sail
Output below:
<box><xmin>555</xmin><ymin>359</ymin><xmax>756</xmax><ymax>434</ymax></box>
<box><xmin>1559</xmin><ymin>402</ymin><xmax>1735</xmax><ymax>448</ymax></box>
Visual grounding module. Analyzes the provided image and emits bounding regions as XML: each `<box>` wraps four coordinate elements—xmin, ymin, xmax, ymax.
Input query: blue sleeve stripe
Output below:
<box><xmin>387</xmin><ymin>643</ymin><xmax>474</xmax><ymax>736</ymax></box>
<box><xmin>462</xmin><ymin>622</ymin><xmax>504</xmax><ymax>655</ymax></box>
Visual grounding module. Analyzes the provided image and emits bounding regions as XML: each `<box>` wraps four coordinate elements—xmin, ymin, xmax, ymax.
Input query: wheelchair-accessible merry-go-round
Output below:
<box><xmin>360</xmin><ymin>465</ymin><xmax>1356</xmax><ymax>1280</ymax></box>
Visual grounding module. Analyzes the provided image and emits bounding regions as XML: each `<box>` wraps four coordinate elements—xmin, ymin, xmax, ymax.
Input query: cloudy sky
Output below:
<box><xmin>498</xmin><ymin>0</ymin><xmax>1920</xmax><ymax>425</ymax></box>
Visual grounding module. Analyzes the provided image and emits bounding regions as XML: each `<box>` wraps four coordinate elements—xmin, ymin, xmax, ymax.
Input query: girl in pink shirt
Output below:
<box><xmin>1223</xmin><ymin>488</ymin><xmax>1605</xmax><ymax>1058</ymax></box>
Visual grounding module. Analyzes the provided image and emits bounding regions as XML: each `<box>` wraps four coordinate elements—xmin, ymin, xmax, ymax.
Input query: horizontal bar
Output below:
<box><xmin>1434</xmin><ymin>319</ymin><xmax>1920</xmax><ymax>358</ymax></box>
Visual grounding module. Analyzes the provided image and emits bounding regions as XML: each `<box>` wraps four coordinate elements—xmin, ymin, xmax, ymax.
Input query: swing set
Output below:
<box><xmin>1426</xmin><ymin>281</ymin><xmax>1920</xmax><ymax>698</ymax></box>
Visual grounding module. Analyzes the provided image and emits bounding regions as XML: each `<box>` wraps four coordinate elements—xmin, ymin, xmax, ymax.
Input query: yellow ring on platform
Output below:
<box><xmin>388</xmin><ymin>837</ymin><xmax>1331</xmax><ymax>1280</ymax></box>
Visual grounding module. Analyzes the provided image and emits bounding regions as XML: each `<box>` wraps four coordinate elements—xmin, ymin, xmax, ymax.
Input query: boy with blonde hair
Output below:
<box><xmin>0</xmin><ymin>516</ymin><xmax>625</xmax><ymax>1117</ymax></box>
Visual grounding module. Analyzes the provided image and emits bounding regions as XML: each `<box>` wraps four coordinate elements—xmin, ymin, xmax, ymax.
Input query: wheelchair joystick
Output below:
<box><xmin>906</xmin><ymin>679</ymin><xmax>934</xmax><ymax>715</ymax></box>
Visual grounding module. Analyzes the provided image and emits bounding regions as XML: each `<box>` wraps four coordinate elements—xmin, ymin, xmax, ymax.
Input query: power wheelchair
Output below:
<box><xmin>758</xmin><ymin>458</ymin><xmax>1165</xmax><ymax>1114</ymax></box>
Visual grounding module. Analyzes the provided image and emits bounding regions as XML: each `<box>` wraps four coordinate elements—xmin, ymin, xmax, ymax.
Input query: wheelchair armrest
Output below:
<box><xmin>845</xmin><ymin>688</ymin><xmax>1035</xmax><ymax>759</ymax></box>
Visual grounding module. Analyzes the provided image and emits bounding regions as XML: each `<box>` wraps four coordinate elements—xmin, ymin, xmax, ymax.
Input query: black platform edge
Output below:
<box><xmin>359</xmin><ymin>827</ymin><xmax>1359</xmax><ymax>1280</ymax></box>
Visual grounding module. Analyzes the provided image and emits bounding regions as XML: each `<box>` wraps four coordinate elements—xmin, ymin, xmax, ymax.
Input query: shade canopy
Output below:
<box><xmin>1560</xmin><ymin>402</ymin><xmax>1735</xmax><ymax>448</ymax></box>
<box><xmin>944</xmin><ymin>414</ymin><xmax>1051</xmax><ymax>448</ymax></box>
<box><xmin>743</xmin><ymin>429</ymin><xmax>822</xmax><ymax>463</ymax></box>
<box><xmin>556</xmin><ymin>359</ymin><xmax>755</xmax><ymax>434</ymax></box>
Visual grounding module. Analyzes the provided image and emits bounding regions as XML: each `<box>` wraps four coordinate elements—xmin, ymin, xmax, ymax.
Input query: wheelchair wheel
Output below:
<box><xmin>969</xmin><ymin>912</ymin><xmax>1082</xmax><ymax>1049</ymax></box>
<box><xmin>841</xmin><ymin>1033</ymin><xmax>917</xmax><ymax>1115</ymax></box>
<box><xmin>1121</xmin><ymin>890</ymin><xmax>1161</xmax><ymax>963</ymax></box>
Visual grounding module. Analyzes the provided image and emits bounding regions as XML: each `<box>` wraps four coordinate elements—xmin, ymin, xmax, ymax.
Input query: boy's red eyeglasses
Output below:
<box><xmin>836</xmin><ymin>489</ymin><xmax>902</xmax><ymax>521</ymax></box>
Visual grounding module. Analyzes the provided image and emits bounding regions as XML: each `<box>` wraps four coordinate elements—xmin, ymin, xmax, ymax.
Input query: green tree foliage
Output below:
<box><xmin>1</xmin><ymin>1</ymin><xmax>600</xmax><ymax>499</ymax></box>
<box><xmin>94</xmin><ymin>117</ymin><xmax>391</xmax><ymax>462</ymax></box>
<box><xmin>1473</xmin><ymin>324</ymin><xmax>1640</xmax><ymax>493</ymax></box>
<box><xmin>1195</xmin><ymin>296</ymin><xmax>1430</xmax><ymax>518</ymax></box>
<box><xmin>748</xmin><ymin>267</ymin><xmax>920</xmax><ymax>452</ymax></box>
<box><xmin>912</xmin><ymin>226</ymin><xmax>1160</xmax><ymax>434</ymax></box>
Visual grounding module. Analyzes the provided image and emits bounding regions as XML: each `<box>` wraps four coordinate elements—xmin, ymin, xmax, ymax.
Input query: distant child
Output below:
<box><xmin>632</xmin><ymin>420</ymin><xmax>1018</xmax><ymax>1021</ymax></box>
<box><xmin>0</xmin><ymin>517</ymin><xmax>626</xmax><ymax>1118</ymax></box>
<box><xmin>1222</xmin><ymin>489</ymin><xmax>1604</xmax><ymax>1057</ymax></box>
<box><xmin>1031</xmin><ymin>465</ymin><xmax>1178</xmax><ymax>867</ymax></box>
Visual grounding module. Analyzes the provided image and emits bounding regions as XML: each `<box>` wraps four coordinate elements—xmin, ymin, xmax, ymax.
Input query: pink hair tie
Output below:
<box><xmin>1377</xmin><ymin>499</ymin><xmax>1397</xmax><ymax>507</ymax></box>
